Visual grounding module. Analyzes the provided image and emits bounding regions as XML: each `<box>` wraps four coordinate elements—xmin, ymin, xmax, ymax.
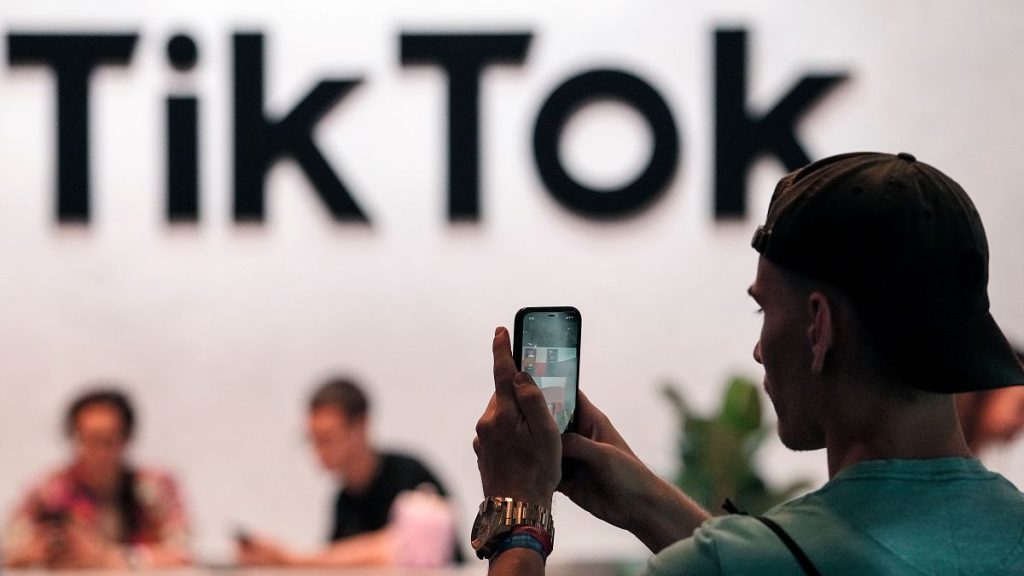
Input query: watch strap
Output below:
<box><xmin>489</xmin><ymin>497</ymin><xmax>554</xmax><ymax>533</ymax></box>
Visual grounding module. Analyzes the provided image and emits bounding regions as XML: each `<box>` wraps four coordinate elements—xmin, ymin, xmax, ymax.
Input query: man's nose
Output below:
<box><xmin>753</xmin><ymin>341</ymin><xmax>763</xmax><ymax>365</ymax></box>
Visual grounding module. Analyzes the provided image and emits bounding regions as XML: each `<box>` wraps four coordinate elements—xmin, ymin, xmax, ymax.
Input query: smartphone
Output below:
<box><xmin>513</xmin><ymin>307</ymin><xmax>581</xmax><ymax>433</ymax></box>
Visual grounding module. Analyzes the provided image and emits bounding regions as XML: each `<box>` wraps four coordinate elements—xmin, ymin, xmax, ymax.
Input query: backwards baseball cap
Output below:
<box><xmin>752</xmin><ymin>151</ymin><xmax>1024</xmax><ymax>393</ymax></box>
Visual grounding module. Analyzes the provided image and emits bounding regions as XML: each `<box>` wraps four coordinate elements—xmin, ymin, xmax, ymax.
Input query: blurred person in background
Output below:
<box><xmin>3</xmin><ymin>387</ymin><xmax>191</xmax><ymax>569</ymax></box>
<box><xmin>237</xmin><ymin>376</ymin><xmax>461</xmax><ymax>567</ymax></box>
<box><xmin>957</xmin><ymin>350</ymin><xmax>1024</xmax><ymax>455</ymax></box>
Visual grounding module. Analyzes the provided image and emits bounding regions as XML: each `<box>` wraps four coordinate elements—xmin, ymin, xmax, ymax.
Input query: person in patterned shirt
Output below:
<box><xmin>3</xmin><ymin>388</ymin><xmax>191</xmax><ymax>568</ymax></box>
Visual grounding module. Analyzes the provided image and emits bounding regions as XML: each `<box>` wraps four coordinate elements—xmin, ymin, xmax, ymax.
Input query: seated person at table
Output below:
<box><xmin>3</xmin><ymin>388</ymin><xmax>191</xmax><ymax>568</ymax></box>
<box><xmin>237</xmin><ymin>377</ymin><xmax>460</xmax><ymax>567</ymax></box>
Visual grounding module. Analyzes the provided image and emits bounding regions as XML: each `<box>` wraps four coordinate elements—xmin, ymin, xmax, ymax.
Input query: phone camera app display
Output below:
<box><xmin>521</xmin><ymin>312</ymin><xmax>579</xmax><ymax>432</ymax></box>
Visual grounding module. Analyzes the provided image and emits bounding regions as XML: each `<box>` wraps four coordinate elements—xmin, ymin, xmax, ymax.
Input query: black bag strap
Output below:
<box><xmin>753</xmin><ymin>515</ymin><xmax>822</xmax><ymax>576</ymax></box>
<box><xmin>722</xmin><ymin>499</ymin><xmax>822</xmax><ymax>576</ymax></box>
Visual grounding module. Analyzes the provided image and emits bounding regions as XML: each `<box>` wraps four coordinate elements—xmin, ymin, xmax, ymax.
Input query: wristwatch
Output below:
<box><xmin>470</xmin><ymin>496</ymin><xmax>554</xmax><ymax>559</ymax></box>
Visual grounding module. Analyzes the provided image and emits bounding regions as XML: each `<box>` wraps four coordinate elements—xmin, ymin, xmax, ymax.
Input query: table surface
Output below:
<box><xmin>5</xmin><ymin>562</ymin><xmax>644</xmax><ymax>576</ymax></box>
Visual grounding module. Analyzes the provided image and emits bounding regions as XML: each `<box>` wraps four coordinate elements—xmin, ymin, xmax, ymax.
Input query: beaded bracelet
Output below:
<box><xmin>491</xmin><ymin>532</ymin><xmax>548</xmax><ymax>563</ymax></box>
<box><xmin>510</xmin><ymin>525</ymin><xmax>553</xmax><ymax>556</ymax></box>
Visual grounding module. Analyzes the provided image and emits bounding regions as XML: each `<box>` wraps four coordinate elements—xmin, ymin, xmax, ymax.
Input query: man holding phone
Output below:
<box><xmin>473</xmin><ymin>152</ymin><xmax>1024</xmax><ymax>574</ymax></box>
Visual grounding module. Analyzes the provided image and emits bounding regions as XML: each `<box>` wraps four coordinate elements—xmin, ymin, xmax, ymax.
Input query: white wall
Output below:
<box><xmin>1</xmin><ymin>0</ymin><xmax>1023</xmax><ymax>564</ymax></box>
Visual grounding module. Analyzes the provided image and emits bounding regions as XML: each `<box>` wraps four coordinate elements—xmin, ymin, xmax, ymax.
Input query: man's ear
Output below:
<box><xmin>807</xmin><ymin>292</ymin><xmax>835</xmax><ymax>374</ymax></box>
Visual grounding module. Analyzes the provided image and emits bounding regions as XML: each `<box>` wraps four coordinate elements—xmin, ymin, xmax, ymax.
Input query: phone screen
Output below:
<box><xmin>515</xmin><ymin>307</ymin><xmax>580</xmax><ymax>433</ymax></box>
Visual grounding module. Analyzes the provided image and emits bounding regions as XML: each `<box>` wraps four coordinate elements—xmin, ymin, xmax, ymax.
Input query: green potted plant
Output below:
<box><xmin>663</xmin><ymin>376</ymin><xmax>810</xmax><ymax>515</ymax></box>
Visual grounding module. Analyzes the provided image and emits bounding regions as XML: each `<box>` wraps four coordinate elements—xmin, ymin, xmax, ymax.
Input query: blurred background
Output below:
<box><xmin>1</xmin><ymin>0</ymin><xmax>1023</xmax><ymax>567</ymax></box>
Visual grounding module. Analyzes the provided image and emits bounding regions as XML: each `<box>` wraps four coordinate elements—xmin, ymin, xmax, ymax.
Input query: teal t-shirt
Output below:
<box><xmin>644</xmin><ymin>458</ymin><xmax>1024</xmax><ymax>575</ymax></box>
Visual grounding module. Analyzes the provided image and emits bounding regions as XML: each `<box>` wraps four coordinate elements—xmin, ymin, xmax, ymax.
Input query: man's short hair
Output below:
<box><xmin>309</xmin><ymin>377</ymin><xmax>370</xmax><ymax>421</ymax></box>
<box><xmin>65</xmin><ymin>387</ymin><xmax>136</xmax><ymax>440</ymax></box>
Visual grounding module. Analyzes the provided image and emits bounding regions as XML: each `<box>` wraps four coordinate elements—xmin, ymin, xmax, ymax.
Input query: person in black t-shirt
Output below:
<box><xmin>238</xmin><ymin>377</ymin><xmax>461</xmax><ymax>567</ymax></box>
<box><xmin>331</xmin><ymin>452</ymin><xmax>446</xmax><ymax>540</ymax></box>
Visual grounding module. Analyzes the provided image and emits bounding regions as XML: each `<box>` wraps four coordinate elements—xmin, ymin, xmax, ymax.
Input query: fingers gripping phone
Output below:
<box><xmin>513</xmin><ymin>307</ymin><xmax>581</xmax><ymax>433</ymax></box>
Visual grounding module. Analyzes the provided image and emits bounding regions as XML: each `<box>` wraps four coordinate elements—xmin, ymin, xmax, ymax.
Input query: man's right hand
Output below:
<box><xmin>559</xmin><ymin>391</ymin><xmax>711</xmax><ymax>553</ymax></box>
<box><xmin>236</xmin><ymin>536</ymin><xmax>291</xmax><ymax>566</ymax></box>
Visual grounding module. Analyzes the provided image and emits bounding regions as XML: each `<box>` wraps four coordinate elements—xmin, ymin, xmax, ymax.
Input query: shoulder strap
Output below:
<box><xmin>754</xmin><ymin>516</ymin><xmax>822</xmax><ymax>576</ymax></box>
<box><xmin>721</xmin><ymin>498</ymin><xmax>822</xmax><ymax>576</ymax></box>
